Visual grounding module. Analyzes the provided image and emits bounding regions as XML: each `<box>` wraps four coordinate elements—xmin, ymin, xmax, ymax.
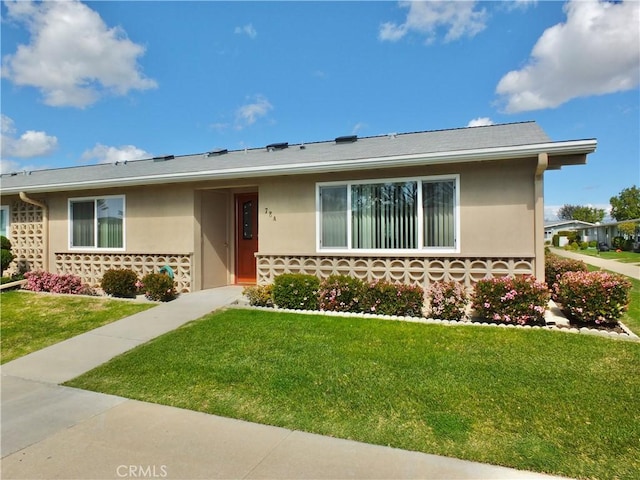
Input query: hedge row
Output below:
<box><xmin>21</xmin><ymin>268</ymin><xmax>177</xmax><ymax>302</ymax></box>
<box><xmin>244</xmin><ymin>262</ymin><xmax>632</xmax><ymax>327</ymax></box>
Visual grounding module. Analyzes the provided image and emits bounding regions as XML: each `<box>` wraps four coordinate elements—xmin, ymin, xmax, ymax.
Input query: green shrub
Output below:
<box><xmin>272</xmin><ymin>273</ymin><xmax>319</xmax><ymax>310</ymax></box>
<box><xmin>361</xmin><ymin>280</ymin><xmax>424</xmax><ymax>317</ymax></box>
<box><xmin>552</xmin><ymin>234</ymin><xmax>560</xmax><ymax>247</ymax></box>
<box><xmin>545</xmin><ymin>254</ymin><xmax>588</xmax><ymax>298</ymax></box>
<box><xmin>564</xmin><ymin>241</ymin><xmax>579</xmax><ymax>251</ymax></box>
<box><xmin>1</xmin><ymin>235</ymin><xmax>14</xmax><ymax>276</ymax></box>
<box><xmin>472</xmin><ymin>275</ymin><xmax>550</xmax><ymax>326</ymax></box>
<box><xmin>1</xmin><ymin>249</ymin><xmax>14</xmax><ymax>276</ymax></box>
<box><xmin>1</xmin><ymin>236</ymin><xmax>11</xmax><ymax>251</ymax></box>
<box><xmin>318</xmin><ymin>275</ymin><xmax>366</xmax><ymax>312</ymax></box>
<box><xmin>612</xmin><ymin>236</ymin><xmax>626</xmax><ymax>250</ymax></box>
<box><xmin>100</xmin><ymin>268</ymin><xmax>139</xmax><ymax>298</ymax></box>
<box><xmin>588</xmin><ymin>240</ymin><xmax>597</xmax><ymax>248</ymax></box>
<box><xmin>140</xmin><ymin>273</ymin><xmax>177</xmax><ymax>302</ymax></box>
<box><xmin>427</xmin><ymin>281</ymin><xmax>469</xmax><ymax>320</ymax></box>
<box><xmin>243</xmin><ymin>284</ymin><xmax>274</xmax><ymax>307</ymax></box>
<box><xmin>555</xmin><ymin>271</ymin><xmax>631</xmax><ymax>325</ymax></box>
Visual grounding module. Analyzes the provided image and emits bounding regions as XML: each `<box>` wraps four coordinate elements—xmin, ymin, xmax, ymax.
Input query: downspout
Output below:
<box><xmin>19</xmin><ymin>192</ymin><xmax>49</xmax><ymax>272</ymax></box>
<box><xmin>534</xmin><ymin>153</ymin><xmax>548</xmax><ymax>281</ymax></box>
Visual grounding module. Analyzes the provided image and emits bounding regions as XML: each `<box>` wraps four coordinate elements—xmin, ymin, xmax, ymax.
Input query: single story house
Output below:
<box><xmin>544</xmin><ymin>220</ymin><xmax>595</xmax><ymax>244</ymax></box>
<box><xmin>1</xmin><ymin>122</ymin><xmax>596</xmax><ymax>293</ymax></box>
<box><xmin>576</xmin><ymin>219</ymin><xmax>640</xmax><ymax>247</ymax></box>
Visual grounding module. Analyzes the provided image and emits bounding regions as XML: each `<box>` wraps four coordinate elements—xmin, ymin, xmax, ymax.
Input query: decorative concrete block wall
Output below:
<box><xmin>55</xmin><ymin>253</ymin><xmax>192</xmax><ymax>293</ymax></box>
<box><xmin>257</xmin><ymin>255</ymin><xmax>535</xmax><ymax>288</ymax></box>
<box><xmin>9</xmin><ymin>200</ymin><xmax>45</xmax><ymax>272</ymax></box>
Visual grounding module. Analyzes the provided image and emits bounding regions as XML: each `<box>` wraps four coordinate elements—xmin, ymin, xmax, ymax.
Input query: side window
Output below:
<box><xmin>69</xmin><ymin>196</ymin><xmax>124</xmax><ymax>249</ymax></box>
<box><xmin>0</xmin><ymin>206</ymin><xmax>9</xmax><ymax>238</ymax></box>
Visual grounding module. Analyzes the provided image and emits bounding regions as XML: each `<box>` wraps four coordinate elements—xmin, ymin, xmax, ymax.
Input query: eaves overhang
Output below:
<box><xmin>2</xmin><ymin>139</ymin><xmax>597</xmax><ymax>195</ymax></box>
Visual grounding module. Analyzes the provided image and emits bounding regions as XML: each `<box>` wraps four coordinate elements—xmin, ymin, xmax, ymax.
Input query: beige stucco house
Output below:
<box><xmin>1</xmin><ymin>122</ymin><xmax>596</xmax><ymax>293</ymax></box>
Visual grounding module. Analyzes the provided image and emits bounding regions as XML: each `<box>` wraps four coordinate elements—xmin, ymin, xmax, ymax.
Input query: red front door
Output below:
<box><xmin>235</xmin><ymin>193</ymin><xmax>258</xmax><ymax>284</ymax></box>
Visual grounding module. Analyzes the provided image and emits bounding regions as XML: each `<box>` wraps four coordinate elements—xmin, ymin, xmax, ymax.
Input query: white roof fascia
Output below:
<box><xmin>5</xmin><ymin>139</ymin><xmax>597</xmax><ymax>195</ymax></box>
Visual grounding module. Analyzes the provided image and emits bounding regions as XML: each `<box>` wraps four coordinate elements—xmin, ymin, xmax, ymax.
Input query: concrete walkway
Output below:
<box><xmin>550</xmin><ymin>247</ymin><xmax>640</xmax><ymax>280</ymax></box>
<box><xmin>2</xmin><ymin>287</ymin><xmax>571</xmax><ymax>480</ymax></box>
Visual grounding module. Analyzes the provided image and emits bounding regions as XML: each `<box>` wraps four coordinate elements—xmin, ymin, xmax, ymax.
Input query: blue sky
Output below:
<box><xmin>1</xmin><ymin>0</ymin><xmax>638</xmax><ymax>220</ymax></box>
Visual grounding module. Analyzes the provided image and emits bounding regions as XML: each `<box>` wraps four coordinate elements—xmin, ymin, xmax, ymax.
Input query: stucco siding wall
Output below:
<box><xmin>459</xmin><ymin>160</ymin><xmax>535</xmax><ymax>256</ymax></box>
<box><xmin>46</xmin><ymin>186</ymin><xmax>195</xmax><ymax>254</ymax></box>
<box><xmin>125</xmin><ymin>186</ymin><xmax>195</xmax><ymax>253</ymax></box>
<box><xmin>257</xmin><ymin>158</ymin><xmax>536</xmax><ymax>257</ymax></box>
<box><xmin>258</xmin><ymin>178</ymin><xmax>316</xmax><ymax>254</ymax></box>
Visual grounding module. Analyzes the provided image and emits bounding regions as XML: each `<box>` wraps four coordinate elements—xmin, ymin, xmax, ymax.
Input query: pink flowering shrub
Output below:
<box><xmin>361</xmin><ymin>280</ymin><xmax>424</xmax><ymax>317</ymax></box>
<box><xmin>318</xmin><ymin>275</ymin><xmax>366</xmax><ymax>312</ymax></box>
<box><xmin>555</xmin><ymin>271</ymin><xmax>631</xmax><ymax>324</ymax></box>
<box><xmin>24</xmin><ymin>270</ymin><xmax>92</xmax><ymax>295</ymax></box>
<box><xmin>427</xmin><ymin>281</ymin><xmax>469</xmax><ymax>320</ymax></box>
<box><xmin>472</xmin><ymin>275</ymin><xmax>550</xmax><ymax>326</ymax></box>
<box><xmin>544</xmin><ymin>254</ymin><xmax>588</xmax><ymax>300</ymax></box>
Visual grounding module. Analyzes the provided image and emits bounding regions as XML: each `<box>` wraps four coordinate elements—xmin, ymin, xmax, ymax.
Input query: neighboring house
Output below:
<box><xmin>544</xmin><ymin>220</ymin><xmax>595</xmax><ymax>244</ymax></box>
<box><xmin>576</xmin><ymin>219</ymin><xmax>640</xmax><ymax>247</ymax></box>
<box><xmin>0</xmin><ymin>122</ymin><xmax>596</xmax><ymax>292</ymax></box>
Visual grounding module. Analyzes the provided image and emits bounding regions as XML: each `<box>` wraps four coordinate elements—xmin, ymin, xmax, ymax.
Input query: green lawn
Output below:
<box><xmin>67</xmin><ymin>308</ymin><xmax>640</xmax><ymax>480</ymax></box>
<box><xmin>577</xmin><ymin>249</ymin><xmax>640</xmax><ymax>264</ymax></box>
<box><xmin>0</xmin><ymin>290</ymin><xmax>154</xmax><ymax>363</ymax></box>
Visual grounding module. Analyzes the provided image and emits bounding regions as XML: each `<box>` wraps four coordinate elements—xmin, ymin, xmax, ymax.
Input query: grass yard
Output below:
<box><xmin>67</xmin><ymin>308</ymin><xmax>640</xmax><ymax>480</ymax></box>
<box><xmin>0</xmin><ymin>290</ymin><xmax>154</xmax><ymax>363</ymax></box>
<box><xmin>614</xmin><ymin>275</ymin><xmax>639</xmax><ymax>335</ymax></box>
<box><xmin>577</xmin><ymin>249</ymin><xmax>640</xmax><ymax>264</ymax></box>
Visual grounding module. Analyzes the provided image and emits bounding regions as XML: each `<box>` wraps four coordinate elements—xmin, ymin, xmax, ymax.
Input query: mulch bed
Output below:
<box><xmin>557</xmin><ymin>309</ymin><xmax>626</xmax><ymax>334</ymax></box>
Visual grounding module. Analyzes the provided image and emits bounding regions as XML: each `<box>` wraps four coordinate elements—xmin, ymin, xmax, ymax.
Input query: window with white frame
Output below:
<box><xmin>69</xmin><ymin>196</ymin><xmax>124</xmax><ymax>249</ymax></box>
<box><xmin>0</xmin><ymin>206</ymin><xmax>9</xmax><ymax>238</ymax></box>
<box><xmin>318</xmin><ymin>175</ymin><xmax>458</xmax><ymax>252</ymax></box>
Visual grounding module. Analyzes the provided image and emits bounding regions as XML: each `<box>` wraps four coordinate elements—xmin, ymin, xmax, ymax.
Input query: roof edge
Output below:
<box><xmin>3</xmin><ymin>139</ymin><xmax>597</xmax><ymax>195</ymax></box>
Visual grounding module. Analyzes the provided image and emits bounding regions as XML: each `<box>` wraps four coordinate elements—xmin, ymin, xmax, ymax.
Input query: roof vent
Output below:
<box><xmin>266</xmin><ymin>142</ymin><xmax>288</xmax><ymax>151</ymax></box>
<box><xmin>207</xmin><ymin>148</ymin><xmax>228</xmax><ymax>157</ymax></box>
<box><xmin>335</xmin><ymin>135</ymin><xmax>357</xmax><ymax>144</ymax></box>
<box><xmin>153</xmin><ymin>155</ymin><xmax>174</xmax><ymax>162</ymax></box>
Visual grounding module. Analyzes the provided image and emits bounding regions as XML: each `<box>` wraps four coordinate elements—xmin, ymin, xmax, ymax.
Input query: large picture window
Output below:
<box><xmin>318</xmin><ymin>175</ymin><xmax>458</xmax><ymax>252</ymax></box>
<box><xmin>69</xmin><ymin>196</ymin><xmax>124</xmax><ymax>249</ymax></box>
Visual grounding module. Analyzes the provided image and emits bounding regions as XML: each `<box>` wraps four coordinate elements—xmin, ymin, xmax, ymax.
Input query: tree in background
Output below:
<box><xmin>557</xmin><ymin>204</ymin><xmax>605</xmax><ymax>223</ymax></box>
<box><xmin>610</xmin><ymin>185</ymin><xmax>640</xmax><ymax>221</ymax></box>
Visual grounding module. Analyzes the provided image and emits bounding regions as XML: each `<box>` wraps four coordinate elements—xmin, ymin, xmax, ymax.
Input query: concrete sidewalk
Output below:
<box><xmin>550</xmin><ymin>247</ymin><xmax>640</xmax><ymax>280</ymax></box>
<box><xmin>2</xmin><ymin>286</ymin><xmax>571</xmax><ymax>480</ymax></box>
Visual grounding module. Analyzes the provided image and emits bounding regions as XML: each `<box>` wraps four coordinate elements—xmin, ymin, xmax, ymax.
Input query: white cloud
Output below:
<box><xmin>235</xmin><ymin>95</ymin><xmax>273</xmax><ymax>129</ymax></box>
<box><xmin>81</xmin><ymin>144</ymin><xmax>150</xmax><ymax>164</ymax></box>
<box><xmin>352</xmin><ymin>122</ymin><xmax>367</xmax><ymax>135</ymax></box>
<box><xmin>0</xmin><ymin>114</ymin><xmax>58</xmax><ymax>158</ymax></box>
<box><xmin>467</xmin><ymin>117</ymin><xmax>494</xmax><ymax>127</ymax></box>
<box><xmin>0</xmin><ymin>159</ymin><xmax>21</xmax><ymax>174</ymax></box>
<box><xmin>234</xmin><ymin>23</ymin><xmax>257</xmax><ymax>39</ymax></box>
<box><xmin>379</xmin><ymin>1</ymin><xmax>487</xmax><ymax>44</ymax></box>
<box><xmin>2</xmin><ymin>0</ymin><xmax>157</xmax><ymax>108</ymax></box>
<box><xmin>503</xmin><ymin>0</ymin><xmax>538</xmax><ymax>12</ymax></box>
<box><xmin>496</xmin><ymin>0</ymin><xmax>640</xmax><ymax>113</ymax></box>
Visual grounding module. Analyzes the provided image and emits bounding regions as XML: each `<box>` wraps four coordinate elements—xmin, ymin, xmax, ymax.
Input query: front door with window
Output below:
<box><xmin>235</xmin><ymin>193</ymin><xmax>258</xmax><ymax>284</ymax></box>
